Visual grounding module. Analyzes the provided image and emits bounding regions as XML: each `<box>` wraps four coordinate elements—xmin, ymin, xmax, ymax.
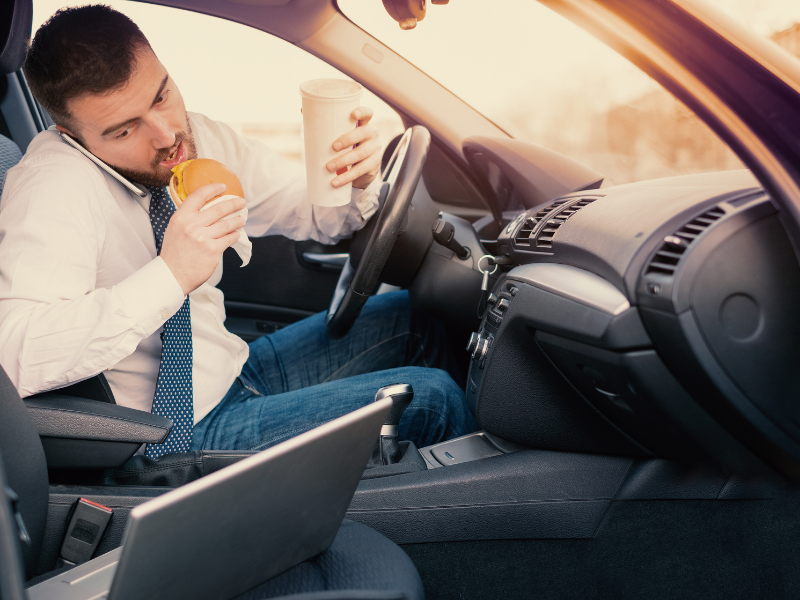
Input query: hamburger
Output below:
<box><xmin>168</xmin><ymin>158</ymin><xmax>245</xmax><ymax>206</ymax></box>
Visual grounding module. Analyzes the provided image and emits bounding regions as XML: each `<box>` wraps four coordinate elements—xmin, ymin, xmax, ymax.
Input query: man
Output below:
<box><xmin>0</xmin><ymin>5</ymin><xmax>476</xmax><ymax>458</ymax></box>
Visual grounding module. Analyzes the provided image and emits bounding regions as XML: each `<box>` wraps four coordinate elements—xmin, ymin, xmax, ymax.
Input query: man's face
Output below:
<box><xmin>58</xmin><ymin>47</ymin><xmax>197</xmax><ymax>187</ymax></box>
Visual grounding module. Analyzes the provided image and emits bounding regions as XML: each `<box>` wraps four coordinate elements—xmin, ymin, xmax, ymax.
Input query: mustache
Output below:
<box><xmin>152</xmin><ymin>132</ymin><xmax>187</xmax><ymax>167</ymax></box>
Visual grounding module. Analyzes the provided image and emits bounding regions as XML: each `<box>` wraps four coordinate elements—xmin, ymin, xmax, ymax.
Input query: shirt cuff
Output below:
<box><xmin>114</xmin><ymin>256</ymin><xmax>186</xmax><ymax>336</ymax></box>
<box><xmin>351</xmin><ymin>178</ymin><xmax>381</xmax><ymax>222</ymax></box>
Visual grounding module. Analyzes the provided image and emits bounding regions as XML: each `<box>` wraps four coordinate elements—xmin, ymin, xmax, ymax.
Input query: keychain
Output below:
<box><xmin>477</xmin><ymin>255</ymin><xmax>498</xmax><ymax>317</ymax></box>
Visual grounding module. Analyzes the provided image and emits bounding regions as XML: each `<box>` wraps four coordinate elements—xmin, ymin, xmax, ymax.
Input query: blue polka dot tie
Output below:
<box><xmin>144</xmin><ymin>185</ymin><xmax>194</xmax><ymax>459</ymax></box>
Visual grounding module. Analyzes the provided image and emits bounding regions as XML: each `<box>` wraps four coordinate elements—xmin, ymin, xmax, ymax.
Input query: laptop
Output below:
<box><xmin>28</xmin><ymin>398</ymin><xmax>392</xmax><ymax>600</ymax></box>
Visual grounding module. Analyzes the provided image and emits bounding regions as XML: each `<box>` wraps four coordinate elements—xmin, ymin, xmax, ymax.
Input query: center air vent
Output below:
<box><xmin>513</xmin><ymin>199</ymin><xmax>570</xmax><ymax>247</ymax></box>
<box><xmin>535</xmin><ymin>197</ymin><xmax>598</xmax><ymax>249</ymax></box>
<box><xmin>645</xmin><ymin>205</ymin><xmax>726</xmax><ymax>277</ymax></box>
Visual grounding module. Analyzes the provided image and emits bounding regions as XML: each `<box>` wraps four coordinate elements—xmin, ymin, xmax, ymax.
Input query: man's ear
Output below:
<box><xmin>55</xmin><ymin>124</ymin><xmax>74</xmax><ymax>136</ymax></box>
<box><xmin>55</xmin><ymin>124</ymin><xmax>87</xmax><ymax>149</ymax></box>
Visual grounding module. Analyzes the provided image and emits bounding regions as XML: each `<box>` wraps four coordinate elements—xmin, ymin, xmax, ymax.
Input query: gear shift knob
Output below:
<box><xmin>368</xmin><ymin>384</ymin><xmax>414</xmax><ymax>467</ymax></box>
<box><xmin>375</xmin><ymin>383</ymin><xmax>414</xmax><ymax>436</ymax></box>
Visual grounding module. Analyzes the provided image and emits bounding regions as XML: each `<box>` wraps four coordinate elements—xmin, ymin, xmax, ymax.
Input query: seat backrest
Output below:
<box><xmin>0</xmin><ymin>448</ymin><xmax>28</xmax><ymax>600</ymax></box>
<box><xmin>0</xmin><ymin>128</ymin><xmax>47</xmax><ymax>583</ymax></box>
<box><xmin>0</xmin><ymin>0</ymin><xmax>31</xmax><ymax>77</ymax></box>
<box><xmin>0</xmin><ymin>0</ymin><xmax>44</xmax><ymax>580</ymax></box>
<box><xmin>0</xmin><ymin>366</ymin><xmax>49</xmax><ymax>578</ymax></box>
<box><xmin>0</xmin><ymin>0</ymin><xmax>28</xmax><ymax>192</ymax></box>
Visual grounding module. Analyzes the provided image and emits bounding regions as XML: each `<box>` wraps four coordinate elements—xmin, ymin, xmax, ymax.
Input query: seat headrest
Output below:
<box><xmin>0</xmin><ymin>0</ymin><xmax>32</xmax><ymax>75</ymax></box>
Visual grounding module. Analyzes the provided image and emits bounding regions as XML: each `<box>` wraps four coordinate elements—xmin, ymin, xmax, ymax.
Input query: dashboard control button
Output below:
<box><xmin>466</xmin><ymin>332</ymin><xmax>481</xmax><ymax>354</ymax></box>
<box><xmin>474</xmin><ymin>337</ymin><xmax>490</xmax><ymax>361</ymax></box>
<box><xmin>507</xmin><ymin>286</ymin><xmax>519</xmax><ymax>297</ymax></box>
<box><xmin>496</xmin><ymin>298</ymin><xmax>511</xmax><ymax>313</ymax></box>
<box><xmin>487</xmin><ymin>293</ymin><xmax>498</xmax><ymax>306</ymax></box>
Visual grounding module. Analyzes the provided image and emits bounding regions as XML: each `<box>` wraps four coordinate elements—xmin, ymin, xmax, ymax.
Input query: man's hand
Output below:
<box><xmin>160</xmin><ymin>183</ymin><xmax>245</xmax><ymax>295</ymax></box>
<box><xmin>326</xmin><ymin>106</ymin><xmax>381</xmax><ymax>190</ymax></box>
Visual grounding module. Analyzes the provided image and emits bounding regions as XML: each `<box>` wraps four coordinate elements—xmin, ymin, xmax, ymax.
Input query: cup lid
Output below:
<box><xmin>300</xmin><ymin>78</ymin><xmax>362</xmax><ymax>101</ymax></box>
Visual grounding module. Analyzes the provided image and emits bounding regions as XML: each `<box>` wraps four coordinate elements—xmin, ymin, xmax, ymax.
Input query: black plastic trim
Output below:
<box><xmin>24</xmin><ymin>397</ymin><xmax>171</xmax><ymax>444</ymax></box>
<box><xmin>347</xmin><ymin>449</ymin><xmax>632</xmax><ymax>543</ymax></box>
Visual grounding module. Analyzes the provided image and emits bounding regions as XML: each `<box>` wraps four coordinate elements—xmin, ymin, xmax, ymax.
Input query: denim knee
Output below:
<box><xmin>399</xmin><ymin>368</ymin><xmax>477</xmax><ymax>445</ymax></box>
<box><xmin>430</xmin><ymin>369</ymin><xmax>479</xmax><ymax>436</ymax></box>
<box><xmin>417</xmin><ymin>368</ymin><xmax>462</xmax><ymax>406</ymax></box>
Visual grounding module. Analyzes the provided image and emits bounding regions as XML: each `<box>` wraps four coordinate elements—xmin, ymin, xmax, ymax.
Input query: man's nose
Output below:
<box><xmin>148</xmin><ymin>116</ymin><xmax>176</xmax><ymax>149</ymax></box>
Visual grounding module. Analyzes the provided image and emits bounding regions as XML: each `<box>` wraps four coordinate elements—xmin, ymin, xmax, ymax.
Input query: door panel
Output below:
<box><xmin>218</xmin><ymin>237</ymin><xmax>350</xmax><ymax>341</ymax></box>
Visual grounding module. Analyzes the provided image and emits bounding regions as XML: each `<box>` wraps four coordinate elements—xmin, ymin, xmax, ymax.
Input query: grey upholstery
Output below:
<box><xmin>0</xmin><ymin>133</ymin><xmax>22</xmax><ymax>191</ymax></box>
<box><xmin>235</xmin><ymin>521</ymin><xmax>424</xmax><ymax>600</ymax></box>
<box><xmin>0</xmin><ymin>366</ymin><xmax>49</xmax><ymax>579</ymax></box>
<box><xmin>0</xmin><ymin>449</ymin><xmax>28</xmax><ymax>600</ymax></box>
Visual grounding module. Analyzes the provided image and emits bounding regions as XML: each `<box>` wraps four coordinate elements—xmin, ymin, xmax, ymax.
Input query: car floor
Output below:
<box><xmin>403</xmin><ymin>495</ymin><xmax>800</xmax><ymax>599</ymax></box>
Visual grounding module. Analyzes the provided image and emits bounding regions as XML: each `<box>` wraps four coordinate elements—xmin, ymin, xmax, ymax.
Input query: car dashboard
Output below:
<box><xmin>464</xmin><ymin>154</ymin><xmax>800</xmax><ymax>479</ymax></box>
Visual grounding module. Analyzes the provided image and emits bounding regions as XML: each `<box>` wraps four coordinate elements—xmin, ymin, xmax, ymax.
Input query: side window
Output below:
<box><xmin>32</xmin><ymin>1</ymin><xmax>405</xmax><ymax>167</ymax></box>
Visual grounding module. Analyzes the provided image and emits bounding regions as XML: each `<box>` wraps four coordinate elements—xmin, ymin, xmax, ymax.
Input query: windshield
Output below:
<box><xmin>339</xmin><ymin>0</ymin><xmax>800</xmax><ymax>187</ymax></box>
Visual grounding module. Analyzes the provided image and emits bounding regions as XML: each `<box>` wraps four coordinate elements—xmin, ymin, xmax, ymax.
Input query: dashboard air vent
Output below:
<box><xmin>535</xmin><ymin>197</ymin><xmax>597</xmax><ymax>248</ymax></box>
<box><xmin>513</xmin><ymin>199</ymin><xmax>570</xmax><ymax>247</ymax></box>
<box><xmin>645</xmin><ymin>205</ymin><xmax>726</xmax><ymax>276</ymax></box>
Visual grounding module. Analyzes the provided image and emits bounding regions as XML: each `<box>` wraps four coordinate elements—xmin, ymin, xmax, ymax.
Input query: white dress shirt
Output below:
<box><xmin>0</xmin><ymin>112</ymin><xmax>379</xmax><ymax>423</ymax></box>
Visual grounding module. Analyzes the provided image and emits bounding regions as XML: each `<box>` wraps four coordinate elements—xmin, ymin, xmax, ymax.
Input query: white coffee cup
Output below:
<box><xmin>300</xmin><ymin>79</ymin><xmax>363</xmax><ymax>207</ymax></box>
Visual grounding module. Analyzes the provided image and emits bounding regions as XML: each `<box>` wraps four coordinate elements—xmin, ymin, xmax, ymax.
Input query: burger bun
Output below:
<box><xmin>169</xmin><ymin>158</ymin><xmax>245</xmax><ymax>206</ymax></box>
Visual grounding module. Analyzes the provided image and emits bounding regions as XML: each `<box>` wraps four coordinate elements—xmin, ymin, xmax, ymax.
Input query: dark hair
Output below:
<box><xmin>24</xmin><ymin>5</ymin><xmax>152</xmax><ymax>131</ymax></box>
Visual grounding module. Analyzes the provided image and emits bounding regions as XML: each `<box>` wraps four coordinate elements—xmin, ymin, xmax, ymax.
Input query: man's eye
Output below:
<box><xmin>156</xmin><ymin>90</ymin><xmax>169</xmax><ymax>104</ymax></box>
<box><xmin>116</xmin><ymin>128</ymin><xmax>132</xmax><ymax>139</ymax></box>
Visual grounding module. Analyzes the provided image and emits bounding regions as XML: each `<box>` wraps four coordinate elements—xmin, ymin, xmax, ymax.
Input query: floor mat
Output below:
<box><xmin>402</xmin><ymin>497</ymin><xmax>800</xmax><ymax>599</ymax></box>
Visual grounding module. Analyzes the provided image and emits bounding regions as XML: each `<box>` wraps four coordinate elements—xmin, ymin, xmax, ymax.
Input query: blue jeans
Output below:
<box><xmin>192</xmin><ymin>291</ymin><xmax>478</xmax><ymax>452</ymax></box>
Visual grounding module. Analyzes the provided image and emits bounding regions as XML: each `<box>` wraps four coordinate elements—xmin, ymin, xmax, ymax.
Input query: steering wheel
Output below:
<box><xmin>326</xmin><ymin>126</ymin><xmax>431</xmax><ymax>338</ymax></box>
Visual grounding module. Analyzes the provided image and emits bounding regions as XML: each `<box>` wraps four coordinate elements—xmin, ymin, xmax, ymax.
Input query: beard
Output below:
<box><xmin>108</xmin><ymin>116</ymin><xmax>198</xmax><ymax>187</ymax></box>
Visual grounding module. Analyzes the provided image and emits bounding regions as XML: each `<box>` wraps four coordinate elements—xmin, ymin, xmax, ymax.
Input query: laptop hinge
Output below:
<box><xmin>56</xmin><ymin>498</ymin><xmax>113</xmax><ymax>568</ymax></box>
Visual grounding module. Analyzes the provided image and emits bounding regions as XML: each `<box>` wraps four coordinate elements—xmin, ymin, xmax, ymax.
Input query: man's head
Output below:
<box><xmin>25</xmin><ymin>5</ymin><xmax>197</xmax><ymax>186</ymax></box>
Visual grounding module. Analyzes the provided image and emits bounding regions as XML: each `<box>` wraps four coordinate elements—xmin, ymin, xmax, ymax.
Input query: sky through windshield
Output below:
<box><xmin>340</xmin><ymin>0</ymin><xmax>800</xmax><ymax>185</ymax></box>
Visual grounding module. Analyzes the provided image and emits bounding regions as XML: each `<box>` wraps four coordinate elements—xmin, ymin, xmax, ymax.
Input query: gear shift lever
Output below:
<box><xmin>370</xmin><ymin>383</ymin><xmax>414</xmax><ymax>466</ymax></box>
